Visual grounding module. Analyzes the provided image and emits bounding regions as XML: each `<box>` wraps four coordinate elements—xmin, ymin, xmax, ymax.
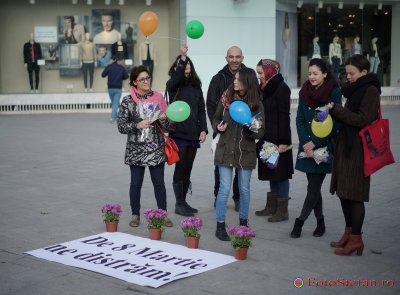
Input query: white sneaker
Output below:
<box><xmin>89</xmin><ymin>88</ymin><xmax>94</xmax><ymax>93</ymax></box>
<box><xmin>30</xmin><ymin>90</ymin><xmax>34</xmax><ymax>94</ymax></box>
<box><xmin>84</xmin><ymin>88</ymin><xmax>88</xmax><ymax>93</ymax></box>
<box><xmin>35</xmin><ymin>90</ymin><xmax>39</xmax><ymax>94</ymax></box>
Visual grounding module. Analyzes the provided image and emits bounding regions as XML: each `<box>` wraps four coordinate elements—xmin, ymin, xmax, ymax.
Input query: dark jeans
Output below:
<box><xmin>173</xmin><ymin>145</ymin><xmax>197</xmax><ymax>183</ymax></box>
<box><xmin>214</xmin><ymin>166</ymin><xmax>240</xmax><ymax>201</ymax></box>
<box><xmin>299</xmin><ymin>173</ymin><xmax>326</xmax><ymax>221</ymax></box>
<box><xmin>28</xmin><ymin>68</ymin><xmax>40</xmax><ymax>90</ymax></box>
<box><xmin>82</xmin><ymin>62</ymin><xmax>94</xmax><ymax>88</ymax></box>
<box><xmin>129</xmin><ymin>163</ymin><xmax>167</xmax><ymax>215</ymax></box>
<box><xmin>331</xmin><ymin>57</ymin><xmax>340</xmax><ymax>79</ymax></box>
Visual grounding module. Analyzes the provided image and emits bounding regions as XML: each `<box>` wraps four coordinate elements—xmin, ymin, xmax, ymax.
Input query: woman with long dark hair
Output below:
<box><xmin>326</xmin><ymin>55</ymin><xmax>381</xmax><ymax>256</ymax></box>
<box><xmin>212</xmin><ymin>67</ymin><xmax>265</xmax><ymax>241</ymax></box>
<box><xmin>255</xmin><ymin>59</ymin><xmax>294</xmax><ymax>222</ymax></box>
<box><xmin>166</xmin><ymin>43</ymin><xmax>208</xmax><ymax>217</ymax></box>
<box><xmin>118</xmin><ymin>65</ymin><xmax>173</xmax><ymax>228</ymax></box>
<box><xmin>290</xmin><ymin>58</ymin><xmax>342</xmax><ymax>238</ymax></box>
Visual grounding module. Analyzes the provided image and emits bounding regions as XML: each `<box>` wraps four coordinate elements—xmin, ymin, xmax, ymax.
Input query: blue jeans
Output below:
<box><xmin>369</xmin><ymin>56</ymin><xmax>380</xmax><ymax>74</ymax></box>
<box><xmin>108</xmin><ymin>88</ymin><xmax>122</xmax><ymax>119</ymax></box>
<box><xmin>129</xmin><ymin>163</ymin><xmax>167</xmax><ymax>215</ymax></box>
<box><xmin>270</xmin><ymin>179</ymin><xmax>290</xmax><ymax>198</ymax></box>
<box><xmin>216</xmin><ymin>166</ymin><xmax>252</xmax><ymax>222</ymax></box>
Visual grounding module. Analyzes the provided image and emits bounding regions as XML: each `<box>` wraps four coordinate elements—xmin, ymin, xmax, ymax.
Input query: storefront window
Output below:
<box><xmin>298</xmin><ymin>4</ymin><xmax>392</xmax><ymax>86</ymax></box>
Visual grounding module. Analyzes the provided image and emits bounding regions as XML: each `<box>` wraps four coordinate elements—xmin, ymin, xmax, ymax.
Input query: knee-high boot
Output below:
<box><xmin>183</xmin><ymin>179</ymin><xmax>198</xmax><ymax>213</ymax></box>
<box><xmin>173</xmin><ymin>181</ymin><xmax>194</xmax><ymax>217</ymax></box>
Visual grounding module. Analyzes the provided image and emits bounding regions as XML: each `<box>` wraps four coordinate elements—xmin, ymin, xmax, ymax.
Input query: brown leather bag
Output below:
<box><xmin>165</xmin><ymin>88</ymin><xmax>179</xmax><ymax>133</ymax></box>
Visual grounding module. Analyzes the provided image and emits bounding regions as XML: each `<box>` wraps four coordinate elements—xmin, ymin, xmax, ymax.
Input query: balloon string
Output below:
<box><xmin>238</xmin><ymin>128</ymin><xmax>244</xmax><ymax>171</ymax></box>
<box><xmin>149</xmin><ymin>36</ymin><xmax>186</xmax><ymax>43</ymax></box>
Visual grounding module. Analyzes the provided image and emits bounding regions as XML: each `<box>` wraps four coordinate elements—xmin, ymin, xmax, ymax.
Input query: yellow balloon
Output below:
<box><xmin>311</xmin><ymin>114</ymin><xmax>333</xmax><ymax>138</ymax></box>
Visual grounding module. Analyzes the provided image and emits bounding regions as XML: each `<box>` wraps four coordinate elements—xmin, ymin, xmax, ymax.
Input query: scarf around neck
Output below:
<box><xmin>300</xmin><ymin>80</ymin><xmax>334</xmax><ymax>108</ymax></box>
<box><xmin>130</xmin><ymin>87</ymin><xmax>167</xmax><ymax>112</ymax></box>
<box><xmin>340</xmin><ymin>73</ymin><xmax>381</xmax><ymax>157</ymax></box>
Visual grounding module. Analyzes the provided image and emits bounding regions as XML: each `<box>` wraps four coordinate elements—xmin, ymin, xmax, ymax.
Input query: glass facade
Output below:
<box><xmin>298</xmin><ymin>4</ymin><xmax>392</xmax><ymax>86</ymax></box>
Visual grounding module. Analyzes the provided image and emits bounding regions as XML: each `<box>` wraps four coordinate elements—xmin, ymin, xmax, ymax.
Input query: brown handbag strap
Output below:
<box><xmin>164</xmin><ymin>88</ymin><xmax>179</xmax><ymax>105</ymax></box>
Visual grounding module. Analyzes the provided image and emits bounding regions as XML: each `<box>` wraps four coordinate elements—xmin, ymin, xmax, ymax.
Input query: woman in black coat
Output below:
<box><xmin>166</xmin><ymin>43</ymin><xmax>208</xmax><ymax>217</ymax></box>
<box><xmin>255</xmin><ymin>59</ymin><xmax>294</xmax><ymax>222</ymax></box>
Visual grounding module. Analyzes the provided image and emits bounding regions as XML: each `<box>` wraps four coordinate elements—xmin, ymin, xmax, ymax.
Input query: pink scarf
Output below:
<box><xmin>130</xmin><ymin>87</ymin><xmax>168</xmax><ymax>112</ymax></box>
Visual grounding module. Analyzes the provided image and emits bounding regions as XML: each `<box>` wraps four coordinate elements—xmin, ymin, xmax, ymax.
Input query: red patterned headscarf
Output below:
<box><xmin>260</xmin><ymin>59</ymin><xmax>281</xmax><ymax>81</ymax></box>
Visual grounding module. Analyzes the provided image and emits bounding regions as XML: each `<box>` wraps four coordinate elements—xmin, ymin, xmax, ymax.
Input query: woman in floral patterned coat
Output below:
<box><xmin>118</xmin><ymin>65</ymin><xmax>173</xmax><ymax>228</ymax></box>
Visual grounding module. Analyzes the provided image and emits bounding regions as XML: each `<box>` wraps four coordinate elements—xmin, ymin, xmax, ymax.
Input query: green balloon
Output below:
<box><xmin>166</xmin><ymin>101</ymin><xmax>191</xmax><ymax>122</ymax></box>
<box><xmin>185</xmin><ymin>20</ymin><xmax>204</xmax><ymax>39</ymax></box>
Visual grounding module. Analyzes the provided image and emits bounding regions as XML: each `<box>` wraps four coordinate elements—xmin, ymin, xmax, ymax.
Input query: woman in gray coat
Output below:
<box><xmin>212</xmin><ymin>68</ymin><xmax>265</xmax><ymax>241</ymax></box>
<box><xmin>327</xmin><ymin>55</ymin><xmax>380</xmax><ymax>256</ymax></box>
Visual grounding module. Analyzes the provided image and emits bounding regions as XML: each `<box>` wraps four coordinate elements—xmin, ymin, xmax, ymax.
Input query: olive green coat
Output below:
<box><xmin>212</xmin><ymin>97</ymin><xmax>265</xmax><ymax>170</ymax></box>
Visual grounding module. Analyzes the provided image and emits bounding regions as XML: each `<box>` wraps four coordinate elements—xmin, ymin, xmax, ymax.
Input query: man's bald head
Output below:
<box><xmin>225</xmin><ymin>46</ymin><xmax>244</xmax><ymax>74</ymax></box>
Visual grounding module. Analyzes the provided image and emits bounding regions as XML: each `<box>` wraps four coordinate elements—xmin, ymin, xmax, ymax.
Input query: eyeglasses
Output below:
<box><xmin>135</xmin><ymin>76</ymin><xmax>152</xmax><ymax>83</ymax></box>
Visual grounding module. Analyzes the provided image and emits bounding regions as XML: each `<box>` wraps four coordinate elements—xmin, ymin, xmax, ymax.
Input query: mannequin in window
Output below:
<box><xmin>81</xmin><ymin>32</ymin><xmax>96</xmax><ymax>92</ymax></box>
<box><xmin>329</xmin><ymin>36</ymin><xmax>342</xmax><ymax>79</ymax></box>
<box><xmin>311</xmin><ymin>36</ymin><xmax>321</xmax><ymax>59</ymax></box>
<box><xmin>111</xmin><ymin>32</ymin><xmax>128</xmax><ymax>61</ymax></box>
<box><xmin>368</xmin><ymin>37</ymin><xmax>379</xmax><ymax>74</ymax></box>
<box><xmin>351</xmin><ymin>36</ymin><xmax>362</xmax><ymax>55</ymax></box>
<box><xmin>23</xmin><ymin>32</ymin><xmax>42</xmax><ymax>94</ymax></box>
<box><xmin>139</xmin><ymin>39</ymin><xmax>156</xmax><ymax>85</ymax></box>
<box><xmin>281</xmin><ymin>12</ymin><xmax>291</xmax><ymax>82</ymax></box>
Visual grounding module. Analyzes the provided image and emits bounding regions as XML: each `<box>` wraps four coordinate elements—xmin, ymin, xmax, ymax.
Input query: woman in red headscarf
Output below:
<box><xmin>255</xmin><ymin>59</ymin><xmax>294</xmax><ymax>222</ymax></box>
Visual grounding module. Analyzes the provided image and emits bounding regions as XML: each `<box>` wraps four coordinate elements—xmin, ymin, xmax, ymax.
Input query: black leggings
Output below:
<box><xmin>339</xmin><ymin>198</ymin><xmax>365</xmax><ymax>235</ymax></box>
<box><xmin>298</xmin><ymin>173</ymin><xmax>326</xmax><ymax>221</ymax></box>
<box><xmin>173</xmin><ymin>145</ymin><xmax>197</xmax><ymax>183</ymax></box>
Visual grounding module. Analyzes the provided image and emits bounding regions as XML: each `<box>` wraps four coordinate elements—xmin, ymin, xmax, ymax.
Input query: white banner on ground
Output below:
<box><xmin>26</xmin><ymin>232</ymin><xmax>237</xmax><ymax>288</ymax></box>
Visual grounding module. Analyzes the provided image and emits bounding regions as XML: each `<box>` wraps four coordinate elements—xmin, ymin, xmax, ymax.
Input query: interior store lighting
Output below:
<box><xmin>327</xmin><ymin>6</ymin><xmax>331</xmax><ymax>13</ymax></box>
<box><xmin>297</xmin><ymin>0</ymin><xmax>303</xmax><ymax>9</ymax></box>
<box><xmin>359</xmin><ymin>2</ymin><xmax>364</xmax><ymax>10</ymax></box>
<box><xmin>87</xmin><ymin>0</ymin><xmax>92</xmax><ymax>5</ymax></box>
<box><xmin>29</xmin><ymin>0</ymin><xmax>35</xmax><ymax>4</ymax></box>
<box><xmin>146</xmin><ymin>0</ymin><xmax>152</xmax><ymax>6</ymax></box>
<box><xmin>72</xmin><ymin>0</ymin><xmax>78</xmax><ymax>4</ymax></box>
<box><xmin>318</xmin><ymin>1</ymin><xmax>323</xmax><ymax>9</ymax></box>
<box><xmin>105</xmin><ymin>0</ymin><xmax>111</xmax><ymax>5</ymax></box>
<box><xmin>119</xmin><ymin>0</ymin><xmax>125</xmax><ymax>5</ymax></box>
<box><xmin>378</xmin><ymin>2</ymin><xmax>383</xmax><ymax>10</ymax></box>
<box><xmin>338</xmin><ymin>2</ymin><xmax>343</xmax><ymax>9</ymax></box>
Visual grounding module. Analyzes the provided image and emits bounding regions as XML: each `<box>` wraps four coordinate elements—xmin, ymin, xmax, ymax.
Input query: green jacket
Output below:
<box><xmin>212</xmin><ymin>96</ymin><xmax>265</xmax><ymax>170</ymax></box>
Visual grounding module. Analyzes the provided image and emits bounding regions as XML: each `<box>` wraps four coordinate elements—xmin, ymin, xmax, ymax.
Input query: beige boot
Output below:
<box><xmin>164</xmin><ymin>217</ymin><xmax>174</xmax><ymax>227</ymax></box>
<box><xmin>129</xmin><ymin>215</ymin><xmax>140</xmax><ymax>227</ymax></box>
<box><xmin>255</xmin><ymin>192</ymin><xmax>278</xmax><ymax>216</ymax></box>
<box><xmin>268</xmin><ymin>197</ymin><xmax>290</xmax><ymax>222</ymax></box>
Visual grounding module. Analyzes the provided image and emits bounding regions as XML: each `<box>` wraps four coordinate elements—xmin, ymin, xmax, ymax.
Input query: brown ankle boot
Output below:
<box><xmin>330</xmin><ymin>227</ymin><xmax>351</xmax><ymax>248</ymax></box>
<box><xmin>334</xmin><ymin>234</ymin><xmax>364</xmax><ymax>256</ymax></box>
<box><xmin>268</xmin><ymin>197</ymin><xmax>290</xmax><ymax>222</ymax></box>
<box><xmin>255</xmin><ymin>192</ymin><xmax>278</xmax><ymax>216</ymax></box>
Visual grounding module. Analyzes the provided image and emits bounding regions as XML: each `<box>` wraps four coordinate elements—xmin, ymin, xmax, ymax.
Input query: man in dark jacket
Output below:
<box><xmin>101</xmin><ymin>56</ymin><xmax>129</xmax><ymax>123</ymax></box>
<box><xmin>206</xmin><ymin>46</ymin><xmax>245</xmax><ymax>211</ymax></box>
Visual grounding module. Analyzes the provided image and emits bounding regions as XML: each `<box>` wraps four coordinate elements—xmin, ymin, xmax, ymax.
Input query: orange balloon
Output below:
<box><xmin>138</xmin><ymin>11</ymin><xmax>159</xmax><ymax>37</ymax></box>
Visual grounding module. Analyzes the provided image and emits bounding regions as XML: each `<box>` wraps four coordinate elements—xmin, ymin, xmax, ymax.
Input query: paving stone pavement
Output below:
<box><xmin>0</xmin><ymin>106</ymin><xmax>399</xmax><ymax>295</ymax></box>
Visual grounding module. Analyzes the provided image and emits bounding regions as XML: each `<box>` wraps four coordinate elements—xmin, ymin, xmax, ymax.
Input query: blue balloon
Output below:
<box><xmin>229</xmin><ymin>101</ymin><xmax>251</xmax><ymax>124</ymax></box>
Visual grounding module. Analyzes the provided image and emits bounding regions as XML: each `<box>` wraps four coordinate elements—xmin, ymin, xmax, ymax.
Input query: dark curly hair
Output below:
<box><xmin>309</xmin><ymin>58</ymin><xmax>338</xmax><ymax>87</ymax></box>
<box><xmin>129</xmin><ymin>66</ymin><xmax>149</xmax><ymax>88</ymax></box>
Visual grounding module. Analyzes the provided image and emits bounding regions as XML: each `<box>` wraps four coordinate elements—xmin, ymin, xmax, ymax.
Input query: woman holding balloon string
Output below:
<box><xmin>291</xmin><ymin>58</ymin><xmax>342</xmax><ymax>239</ymax></box>
<box><xmin>212</xmin><ymin>67</ymin><xmax>265</xmax><ymax>241</ymax></box>
<box><xmin>166</xmin><ymin>43</ymin><xmax>208</xmax><ymax>217</ymax></box>
<box><xmin>255</xmin><ymin>59</ymin><xmax>294</xmax><ymax>223</ymax></box>
<box><xmin>117</xmin><ymin>65</ymin><xmax>173</xmax><ymax>228</ymax></box>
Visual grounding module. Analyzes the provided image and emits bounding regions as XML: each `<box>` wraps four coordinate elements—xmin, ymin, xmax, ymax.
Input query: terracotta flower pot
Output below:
<box><xmin>186</xmin><ymin>237</ymin><xmax>200</xmax><ymax>249</ymax></box>
<box><xmin>233</xmin><ymin>246</ymin><xmax>248</xmax><ymax>260</ymax></box>
<box><xmin>149</xmin><ymin>228</ymin><xmax>162</xmax><ymax>240</ymax></box>
<box><xmin>105</xmin><ymin>221</ymin><xmax>118</xmax><ymax>232</ymax></box>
